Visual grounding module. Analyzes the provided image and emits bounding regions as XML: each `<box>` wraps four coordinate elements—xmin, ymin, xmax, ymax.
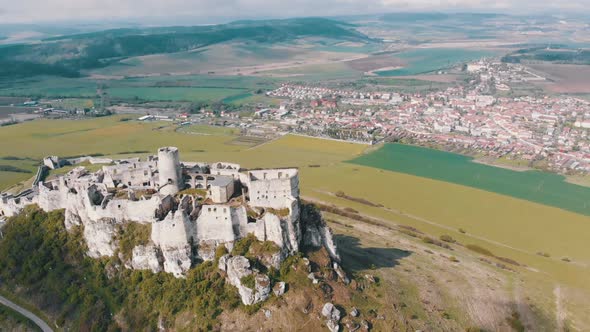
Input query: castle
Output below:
<box><xmin>0</xmin><ymin>148</ymin><xmax>339</xmax><ymax>304</ymax></box>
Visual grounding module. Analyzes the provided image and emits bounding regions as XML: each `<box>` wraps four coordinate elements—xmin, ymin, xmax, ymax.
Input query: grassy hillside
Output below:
<box><xmin>0</xmin><ymin>18</ymin><xmax>370</xmax><ymax>79</ymax></box>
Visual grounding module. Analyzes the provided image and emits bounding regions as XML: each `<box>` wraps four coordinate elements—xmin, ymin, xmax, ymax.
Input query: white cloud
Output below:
<box><xmin>0</xmin><ymin>0</ymin><xmax>588</xmax><ymax>23</ymax></box>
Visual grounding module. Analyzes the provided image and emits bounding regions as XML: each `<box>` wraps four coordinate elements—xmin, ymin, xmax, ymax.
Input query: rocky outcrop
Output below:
<box><xmin>218</xmin><ymin>255</ymin><xmax>272</xmax><ymax>305</ymax></box>
<box><xmin>273</xmin><ymin>281</ymin><xmax>286</xmax><ymax>297</ymax></box>
<box><xmin>300</xmin><ymin>204</ymin><xmax>340</xmax><ymax>262</ymax></box>
<box><xmin>322</xmin><ymin>302</ymin><xmax>342</xmax><ymax>332</ymax></box>
<box><xmin>161</xmin><ymin>245</ymin><xmax>192</xmax><ymax>277</ymax></box>
<box><xmin>84</xmin><ymin>218</ymin><xmax>117</xmax><ymax>258</ymax></box>
<box><xmin>131</xmin><ymin>245</ymin><xmax>163</xmax><ymax>273</ymax></box>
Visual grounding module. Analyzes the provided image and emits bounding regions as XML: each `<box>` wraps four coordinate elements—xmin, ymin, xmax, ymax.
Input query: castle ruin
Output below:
<box><xmin>0</xmin><ymin>147</ymin><xmax>339</xmax><ymax>305</ymax></box>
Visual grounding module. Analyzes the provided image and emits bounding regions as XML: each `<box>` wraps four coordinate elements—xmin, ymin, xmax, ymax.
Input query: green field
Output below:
<box><xmin>107</xmin><ymin>86</ymin><xmax>249</xmax><ymax>102</ymax></box>
<box><xmin>1</xmin><ymin>117</ymin><xmax>590</xmax><ymax>328</ymax></box>
<box><xmin>377</xmin><ymin>48</ymin><xmax>494</xmax><ymax>76</ymax></box>
<box><xmin>350</xmin><ymin>143</ymin><xmax>590</xmax><ymax>216</ymax></box>
<box><xmin>0</xmin><ymin>75</ymin><xmax>281</xmax><ymax>104</ymax></box>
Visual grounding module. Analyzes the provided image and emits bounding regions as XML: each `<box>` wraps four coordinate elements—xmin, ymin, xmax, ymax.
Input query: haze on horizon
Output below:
<box><xmin>1</xmin><ymin>0</ymin><xmax>590</xmax><ymax>24</ymax></box>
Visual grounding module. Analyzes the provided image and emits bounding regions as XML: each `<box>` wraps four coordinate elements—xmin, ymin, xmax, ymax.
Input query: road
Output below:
<box><xmin>0</xmin><ymin>295</ymin><xmax>53</xmax><ymax>332</ymax></box>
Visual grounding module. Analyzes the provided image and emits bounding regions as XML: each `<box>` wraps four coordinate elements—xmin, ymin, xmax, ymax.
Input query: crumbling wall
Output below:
<box><xmin>196</xmin><ymin>205</ymin><xmax>236</xmax><ymax>243</ymax></box>
<box><xmin>151</xmin><ymin>211</ymin><xmax>193</xmax><ymax>248</ymax></box>
<box><xmin>247</xmin><ymin>170</ymin><xmax>299</xmax><ymax>209</ymax></box>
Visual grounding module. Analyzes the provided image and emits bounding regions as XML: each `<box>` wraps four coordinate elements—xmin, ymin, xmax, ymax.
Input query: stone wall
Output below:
<box><xmin>247</xmin><ymin>169</ymin><xmax>299</xmax><ymax>209</ymax></box>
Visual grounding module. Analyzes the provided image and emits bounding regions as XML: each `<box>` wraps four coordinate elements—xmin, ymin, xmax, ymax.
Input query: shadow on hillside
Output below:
<box><xmin>334</xmin><ymin>234</ymin><xmax>412</xmax><ymax>273</ymax></box>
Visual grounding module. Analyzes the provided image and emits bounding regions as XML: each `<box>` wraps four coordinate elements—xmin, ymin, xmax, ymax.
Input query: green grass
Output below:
<box><xmin>350</xmin><ymin>143</ymin><xmax>590</xmax><ymax>216</ymax></box>
<box><xmin>0</xmin><ymin>75</ymin><xmax>281</xmax><ymax>104</ymax></box>
<box><xmin>107</xmin><ymin>87</ymin><xmax>249</xmax><ymax>102</ymax></box>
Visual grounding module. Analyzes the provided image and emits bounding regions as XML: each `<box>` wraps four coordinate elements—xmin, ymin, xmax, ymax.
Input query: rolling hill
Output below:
<box><xmin>0</xmin><ymin>18</ymin><xmax>372</xmax><ymax>79</ymax></box>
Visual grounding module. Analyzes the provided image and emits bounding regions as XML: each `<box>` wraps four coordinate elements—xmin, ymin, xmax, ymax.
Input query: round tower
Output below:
<box><xmin>158</xmin><ymin>147</ymin><xmax>182</xmax><ymax>195</ymax></box>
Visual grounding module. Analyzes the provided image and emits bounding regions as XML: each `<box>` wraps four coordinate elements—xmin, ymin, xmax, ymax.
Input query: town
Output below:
<box><xmin>217</xmin><ymin>59</ymin><xmax>590</xmax><ymax>174</ymax></box>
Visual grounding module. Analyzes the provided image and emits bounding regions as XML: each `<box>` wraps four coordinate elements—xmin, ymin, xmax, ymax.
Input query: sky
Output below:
<box><xmin>0</xmin><ymin>0</ymin><xmax>589</xmax><ymax>24</ymax></box>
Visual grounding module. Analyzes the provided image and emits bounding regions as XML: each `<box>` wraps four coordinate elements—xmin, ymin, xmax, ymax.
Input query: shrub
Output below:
<box><xmin>0</xmin><ymin>206</ymin><xmax>246</xmax><ymax>330</ymax></box>
<box><xmin>266</xmin><ymin>207</ymin><xmax>290</xmax><ymax>218</ymax></box>
<box><xmin>422</xmin><ymin>236</ymin><xmax>451</xmax><ymax>249</ymax></box>
<box><xmin>279</xmin><ymin>253</ymin><xmax>302</xmax><ymax>278</ymax></box>
<box><xmin>343</xmin><ymin>207</ymin><xmax>358</xmax><ymax>214</ymax></box>
<box><xmin>215</xmin><ymin>245</ymin><xmax>229</xmax><ymax>262</ymax></box>
<box><xmin>400</xmin><ymin>229</ymin><xmax>419</xmax><ymax>238</ymax></box>
<box><xmin>117</xmin><ymin>223</ymin><xmax>151</xmax><ymax>261</ymax></box>
<box><xmin>240</xmin><ymin>274</ymin><xmax>256</xmax><ymax>289</ymax></box>
<box><xmin>232</xmin><ymin>234</ymin><xmax>257</xmax><ymax>256</ymax></box>
<box><xmin>439</xmin><ymin>235</ymin><xmax>456</xmax><ymax>243</ymax></box>
<box><xmin>536</xmin><ymin>252</ymin><xmax>551</xmax><ymax>258</ymax></box>
<box><xmin>465</xmin><ymin>328</ymin><xmax>486</xmax><ymax>332</ymax></box>
<box><xmin>506</xmin><ymin>311</ymin><xmax>525</xmax><ymax>332</ymax></box>
<box><xmin>495</xmin><ymin>256</ymin><xmax>520</xmax><ymax>266</ymax></box>
<box><xmin>465</xmin><ymin>244</ymin><xmax>494</xmax><ymax>256</ymax></box>
<box><xmin>449</xmin><ymin>256</ymin><xmax>459</xmax><ymax>263</ymax></box>
<box><xmin>459</xmin><ymin>228</ymin><xmax>466</xmax><ymax>234</ymax></box>
<box><xmin>422</xmin><ymin>236</ymin><xmax>434</xmax><ymax>244</ymax></box>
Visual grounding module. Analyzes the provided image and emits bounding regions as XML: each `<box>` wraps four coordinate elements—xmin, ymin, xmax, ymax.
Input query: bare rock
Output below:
<box><xmin>346</xmin><ymin>321</ymin><xmax>360</xmax><ymax>332</ymax></box>
<box><xmin>334</xmin><ymin>262</ymin><xmax>350</xmax><ymax>284</ymax></box>
<box><xmin>84</xmin><ymin>218</ymin><xmax>117</xmax><ymax>258</ymax></box>
<box><xmin>222</xmin><ymin>255</ymin><xmax>271</xmax><ymax>305</ymax></box>
<box><xmin>131</xmin><ymin>244</ymin><xmax>163</xmax><ymax>273</ymax></box>
<box><xmin>322</xmin><ymin>302</ymin><xmax>341</xmax><ymax>322</ymax></box>
<box><xmin>273</xmin><ymin>281</ymin><xmax>286</xmax><ymax>296</ymax></box>
<box><xmin>308</xmin><ymin>272</ymin><xmax>319</xmax><ymax>284</ymax></box>
<box><xmin>360</xmin><ymin>320</ymin><xmax>371</xmax><ymax>331</ymax></box>
<box><xmin>161</xmin><ymin>245</ymin><xmax>192</xmax><ymax>277</ymax></box>
<box><xmin>254</xmin><ymin>274</ymin><xmax>271</xmax><ymax>303</ymax></box>
<box><xmin>327</xmin><ymin>319</ymin><xmax>340</xmax><ymax>332</ymax></box>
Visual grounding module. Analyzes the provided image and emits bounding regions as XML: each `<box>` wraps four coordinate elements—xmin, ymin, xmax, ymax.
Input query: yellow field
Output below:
<box><xmin>1</xmin><ymin>116</ymin><xmax>589</xmax><ymax>328</ymax></box>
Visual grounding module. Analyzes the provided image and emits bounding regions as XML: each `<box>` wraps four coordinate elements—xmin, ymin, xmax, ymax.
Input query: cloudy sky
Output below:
<box><xmin>0</xmin><ymin>0</ymin><xmax>588</xmax><ymax>24</ymax></box>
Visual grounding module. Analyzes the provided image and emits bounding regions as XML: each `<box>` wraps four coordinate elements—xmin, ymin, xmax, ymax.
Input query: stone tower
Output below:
<box><xmin>158</xmin><ymin>147</ymin><xmax>182</xmax><ymax>195</ymax></box>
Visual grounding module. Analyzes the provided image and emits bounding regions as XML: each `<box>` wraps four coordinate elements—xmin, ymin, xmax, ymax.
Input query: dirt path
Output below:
<box><xmin>554</xmin><ymin>285</ymin><xmax>565</xmax><ymax>331</ymax></box>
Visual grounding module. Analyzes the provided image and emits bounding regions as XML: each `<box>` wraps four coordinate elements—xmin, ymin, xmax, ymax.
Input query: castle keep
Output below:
<box><xmin>0</xmin><ymin>147</ymin><xmax>339</xmax><ymax>304</ymax></box>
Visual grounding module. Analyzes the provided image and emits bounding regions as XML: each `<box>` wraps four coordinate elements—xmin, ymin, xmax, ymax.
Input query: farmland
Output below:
<box><xmin>0</xmin><ymin>106</ymin><xmax>37</xmax><ymax>119</ymax></box>
<box><xmin>90</xmin><ymin>41</ymin><xmax>369</xmax><ymax>78</ymax></box>
<box><xmin>0</xmin><ymin>75</ymin><xmax>282</xmax><ymax>104</ymax></box>
<box><xmin>1</xmin><ymin>118</ymin><xmax>590</xmax><ymax>328</ymax></box>
<box><xmin>528</xmin><ymin>63</ymin><xmax>590</xmax><ymax>94</ymax></box>
<box><xmin>350</xmin><ymin>143</ymin><xmax>590</xmax><ymax>216</ymax></box>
